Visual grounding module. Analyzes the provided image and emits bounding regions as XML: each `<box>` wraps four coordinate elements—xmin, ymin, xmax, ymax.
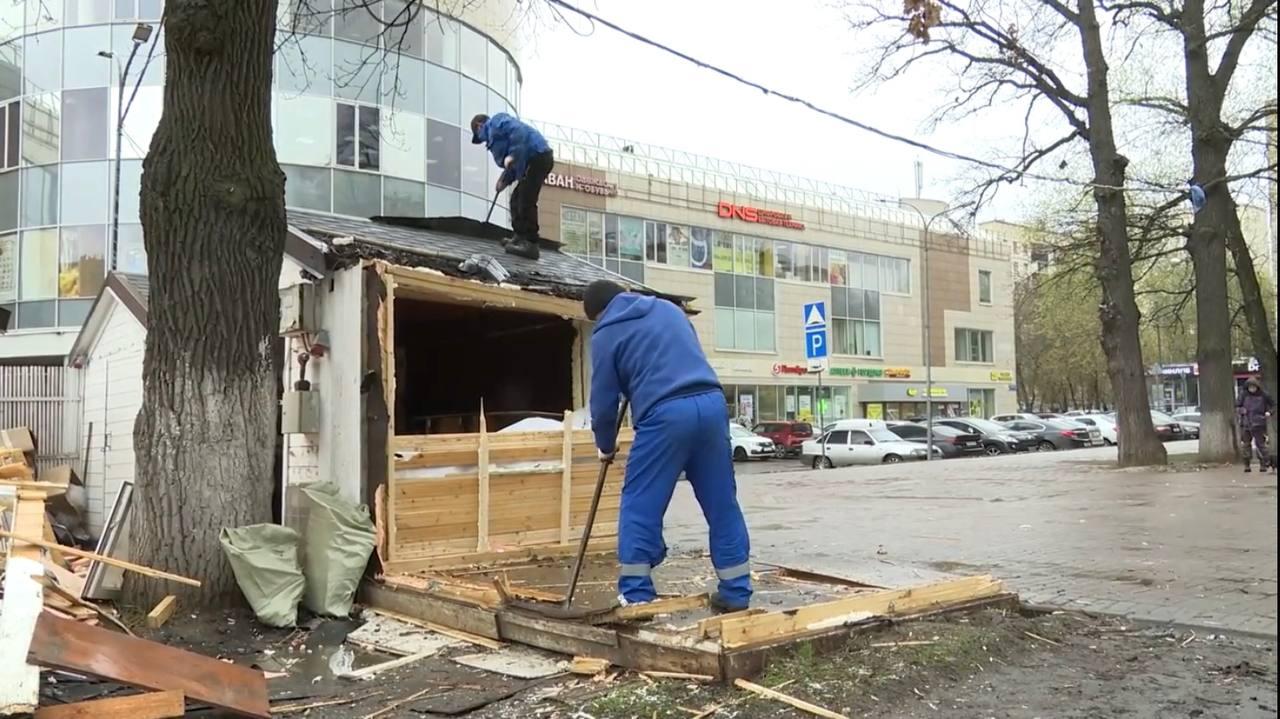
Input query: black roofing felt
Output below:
<box><xmin>285</xmin><ymin>209</ymin><xmax>687</xmax><ymax>305</ymax></box>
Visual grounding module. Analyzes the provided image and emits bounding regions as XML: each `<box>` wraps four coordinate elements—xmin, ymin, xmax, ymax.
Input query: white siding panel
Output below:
<box><xmin>80</xmin><ymin>298</ymin><xmax>147</xmax><ymax>534</ymax></box>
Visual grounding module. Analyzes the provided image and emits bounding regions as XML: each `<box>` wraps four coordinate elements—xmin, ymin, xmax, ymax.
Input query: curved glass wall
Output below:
<box><xmin>0</xmin><ymin>0</ymin><xmax>522</xmax><ymax>330</ymax></box>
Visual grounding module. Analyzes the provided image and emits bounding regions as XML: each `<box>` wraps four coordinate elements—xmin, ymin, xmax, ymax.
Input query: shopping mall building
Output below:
<box><xmin>0</xmin><ymin>0</ymin><xmax>1018</xmax><ymax>425</ymax></box>
<box><xmin>534</xmin><ymin>128</ymin><xmax>1019</xmax><ymax>424</ymax></box>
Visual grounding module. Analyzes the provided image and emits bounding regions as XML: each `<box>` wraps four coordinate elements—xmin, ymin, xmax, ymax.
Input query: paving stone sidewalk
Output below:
<box><xmin>666</xmin><ymin>442</ymin><xmax>1279</xmax><ymax>636</ymax></box>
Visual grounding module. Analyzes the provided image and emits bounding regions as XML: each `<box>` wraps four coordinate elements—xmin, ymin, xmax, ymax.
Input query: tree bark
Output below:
<box><xmin>1180</xmin><ymin>0</ymin><xmax>1246</xmax><ymax>463</ymax></box>
<box><xmin>1075</xmin><ymin>0</ymin><xmax>1167</xmax><ymax>466</ymax></box>
<box><xmin>130</xmin><ymin>0</ymin><xmax>286</xmax><ymax>607</ymax></box>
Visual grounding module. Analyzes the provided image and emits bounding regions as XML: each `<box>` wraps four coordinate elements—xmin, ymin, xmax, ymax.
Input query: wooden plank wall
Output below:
<box><xmin>389</xmin><ymin>424</ymin><xmax>632</xmax><ymax>563</ymax></box>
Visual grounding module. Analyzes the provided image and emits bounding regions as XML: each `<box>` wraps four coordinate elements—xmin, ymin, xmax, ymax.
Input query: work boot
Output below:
<box><xmin>1244</xmin><ymin>459</ymin><xmax>1252</xmax><ymax>473</ymax></box>
<box><xmin>504</xmin><ymin>236</ymin><xmax>540</xmax><ymax>260</ymax></box>
<box><xmin>709</xmin><ymin>592</ymin><xmax>749</xmax><ymax>614</ymax></box>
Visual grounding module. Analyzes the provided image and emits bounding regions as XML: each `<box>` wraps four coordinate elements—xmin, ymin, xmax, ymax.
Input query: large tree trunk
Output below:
<box><xmin>130</xmin><ymin>0</ymin><xmax>286</xmax><ymax>607</ymax></box>
<box><xmin>1076</xmin><ymin>0</ymin><xmax>1167</xmax><ymax>466</ymax></box>
<box><xmin>1181</xmin><ymin>0</ymin><xmax>1244</xmax><ymax>463</ymax></box>
<box><xmin>1226</xmin><ymin>216</ymin><xmax>1279</xmax><ymax>443</ymax></box>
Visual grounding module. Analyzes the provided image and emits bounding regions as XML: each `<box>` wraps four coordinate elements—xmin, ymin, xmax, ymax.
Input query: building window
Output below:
<box><xmin>561</xmin><ymin>208</ymin><xmax>643</xmax><ymax>282</ymax></box>
<box><xmin>956</xmin><ymin>328</ymin><xmax>994</xmax><ymax>363</ymax></box>
<box><xmin>880</xmin><ymin>256</ymin><xmax>911</xmax><ymax>294</ymax></box>
<box><xmin>335</xmin><ymin>102</ymin><xmax>380</xmax><ymax>171</ymax></box>
<box><xmin>714</xmin><ymin>271</ymin><xmax>774</xmax><ymax>352</ymax></box>
<box><xmin>831</xmin><ymin>285</ymin><xmax>882</xmax><ymax>357</ymax></box>
<box><xmin>978</xmin><ymin>269</ymin><xmax>993</xmax><ymax>304</ymax></box>
<box><xmin>773</xmin><ymin>241</ymin><xmax>827</xmax><ymax>283</ymax></box>
<box><xmin>1</xmin><ymin>101</ymin><xmax>18</xmax><ymax>170</ymax></box>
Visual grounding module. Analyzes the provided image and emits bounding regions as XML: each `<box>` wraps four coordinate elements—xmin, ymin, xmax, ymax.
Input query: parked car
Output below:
<box><xmin>751</xmin><ymin>420</ymin><xmax>814</xmax><ymax>457</ymax></box>
<box><xmin>936</xmin><ymin>417</ymin><xmax>1037</xmax><ymax>454</ymax></box>
<box><xmin>1171</xmin><ymin>412</ymin><xmax>1201</xmax><ymax>439</ymax></box>
<box><xmin>888</xmin><ymin>423</ymin><xmax>985</xmax><ymax>458</ymax></box>
<box><xmin>1150</xmin><ymin>411</ymin><xmax>1187</xmax><ymax>441</ymax></box>
<box><xmin>1073</xmin><ymin>414</ymin><xmax>1118</xmax><ymax>445</ymax></box>
<box><xmin>1035</xmin><ymin>412</ymin><xmax>1065</xmax><ymax>420</ymax></box>
<box><xmin>729</xmin><ymin>424</ymin><xmax>775</xmax><ymax>461</ymax></box>
<box><xmin>992</xmin><ymin>412</ymin><xmax>1042</xmax><ymax>424</ymax></box>
<box><xmin>802</xmin><ymin>420</ymin><xmax>930</xmax><ymax>468</ymax></box>
<box><xmin>1001</xmin><ymin>418</ymin><xmax>1104</xmax><ymax>450</ymax></box>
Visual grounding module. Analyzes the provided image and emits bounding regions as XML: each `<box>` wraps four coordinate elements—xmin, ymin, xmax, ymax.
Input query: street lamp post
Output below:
<box><xmin>98</xmin><ymin>23</ymin><xmax>153</xmax><ymax>272</ymax></box>
<box><xmin>880</xmin><ymin>199</ymin><xmax>958</xmax><ymax>462</ymax></box>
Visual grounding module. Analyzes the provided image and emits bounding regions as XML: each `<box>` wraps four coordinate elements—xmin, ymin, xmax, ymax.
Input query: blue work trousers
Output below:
<box><xmin>617</xmin><ymin>391</ymin><xmax>752</xmax><ymax>607</ymax></box>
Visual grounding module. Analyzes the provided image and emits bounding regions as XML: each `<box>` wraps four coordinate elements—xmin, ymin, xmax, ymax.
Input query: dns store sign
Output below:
<box><xmin>716</xmin><ymin>201</ymin><xmax>805</xmax><ymax>230</ymax></box>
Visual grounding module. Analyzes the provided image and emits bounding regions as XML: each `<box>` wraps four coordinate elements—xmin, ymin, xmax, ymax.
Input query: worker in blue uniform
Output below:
<box><xmin>470</xmin><ymin>112</ymin><xmax>554</xmax><ymax>260</ymax></box>
<box><xmin>584</xmin><ymin>279</ymin><xmax>753</xmax><ymax>611</ymax></box>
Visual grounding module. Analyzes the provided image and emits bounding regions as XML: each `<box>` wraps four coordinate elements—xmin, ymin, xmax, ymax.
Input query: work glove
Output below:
<box><xmin>495</xmin><ymin>176</ymin><xmax>510</xmax><ymax>193</ymax></box>
<box><xmin>598</xmin><ymin>448</ymin><xmax>616</xmax><ymax>462</ymax></box>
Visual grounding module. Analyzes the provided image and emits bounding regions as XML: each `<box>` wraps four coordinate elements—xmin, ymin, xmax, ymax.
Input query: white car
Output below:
<box><xmin>802</xmin><ymin>421</ymin><xmax>931</xmax><ymax>468</ymax></box>
<box><xmin>729</xmin><ymin>424</ymin><xmax>775</xmax><ymax>461</ymax></box>
<box><xmin>1073</xmin><ymin>414</ymin><xmax>1118</xmax><ymax>445</ymax></box>
<box><xmin>992</xmin><ymin>412</ymin><xmax>1042</xmax><ymax>424</ymax></box>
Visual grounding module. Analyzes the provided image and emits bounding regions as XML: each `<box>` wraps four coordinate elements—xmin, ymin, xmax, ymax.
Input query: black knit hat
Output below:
<box><xmin>584</xmin><ymin>280</ymin><xmax>626</xmax><ymax>320</ymax></box>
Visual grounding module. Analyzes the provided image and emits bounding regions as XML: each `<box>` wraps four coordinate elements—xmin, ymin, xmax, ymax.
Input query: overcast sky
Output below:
<box><xmin>516</xmin><ymin>0</ymin><xmax>1037</xmax><ymax>222</ymax></box>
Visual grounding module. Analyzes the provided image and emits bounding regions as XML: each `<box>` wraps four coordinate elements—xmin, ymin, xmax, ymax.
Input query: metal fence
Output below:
<box><xmin>0</xmin><ymin>365</ymin><xmax>82</xmax><ymax>475</ymax></box>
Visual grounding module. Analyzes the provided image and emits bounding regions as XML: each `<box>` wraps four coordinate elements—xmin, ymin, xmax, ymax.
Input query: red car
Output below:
<box><xmin>752</xmin><ymin>421</ymin><xmax>815</xmax><ymax>457</ymax></box>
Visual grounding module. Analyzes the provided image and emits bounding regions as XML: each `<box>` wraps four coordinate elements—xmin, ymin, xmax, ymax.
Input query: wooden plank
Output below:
<box><xmin>570</xmin><ymin>656</ymin><xmax>610</xmax><ymax>675</ymax></box>
<box><xmin>718</xmin><ymin>576</ymin><xmax>1003</xmax><ymax>649</ymax></box>
<box><xmin>0</xmin><ymin>530</ymin><xmax>202</xmax><ymax>588</ymax></box>
<box><xmin>382</xmin><ymin>540</ymin><xmax>618</xmax><ymax>575</ymax></box>
<box><xmin>476</xmin><ymin>407</ymin><xmax>490</xmax><ymax>552</ymax></box>
<box><xmin>146</xmin><ymin>596</ymin><xmax>178</xmax><ymax>628</ymax></box>
<box><xmin>33</xmin><ymin>690</ymin><xmax>186</xmax><ymax>719</ymax></box>
<box><xmin>27</xmin><ymin>613</ymin><xmax>269</xmax><ymax>719</ymax></box>
<box><xmin>366</xmin><ymin>608</ymin><xmax>504</xmax><ymax>650</ymax></box>
<box><xmin>733</xmin><ymin>678</ymin><xmax>848</xmax><ymax>719</ymax></box>
<box><xmin>560</xmin><ymin>410</ymin><xmax>573</xmax><ymax>545</ymax></box>
<box><xmin>696</xmin><ymin>608</ymin><xmax>765</xmax><ymax>639</ymax></box>
<box><xmin>383</xmin><ymin>271</ymin><xmax>397</xmax><ymax>563</ymax></box>
<box><xmin>0</xmin><ymin>478</ymin><xmax>63</xmax><ymax>493</ymax></box>
<box><xmin>386</xmin><ymin>262</ymin><xmax>587</xmax><ymax>319</ymax></box>
<box><xmin>498</xmin><ymin>608</ymin><xmax>622</xmax><ymax>647</ymax></box>
<box><xmin>359</xmin><ymin>580</ymin><xmax>503</xmax><ymax>640</ymax></box>
<box><xmin>608</xmin><ymin>594</ymin><xmax>711</xmax><ymax>622</ymax></box>
<box><xmin>0</xmin><ymin>557</ymin><xmax>43</xmax><ymax>714</ymax></box>
<box><xmin>335</xmin><ymin>651</ymin><xmax>432</xmax><ymax>680</ymax></box>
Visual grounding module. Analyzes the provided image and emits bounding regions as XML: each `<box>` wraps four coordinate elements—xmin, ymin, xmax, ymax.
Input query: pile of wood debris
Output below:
<box><xmin>0</xmin><ymin>426</ymin><xmax>269</xmax><ymax>719</ymax></box>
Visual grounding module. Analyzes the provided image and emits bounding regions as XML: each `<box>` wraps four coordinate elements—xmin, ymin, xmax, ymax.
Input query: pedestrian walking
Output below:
<box><xmin>1236</xmin><ymin>377</ymin><xmax>1274</xmax><ymax>473</ymax></box>
<box><xmin>584</xmin><ymin>280</ymin><xmax>753</xmax><ymax>612</ymax></box>
<box><xmin>470</xmin><ymin>112</ymin><xmax>553</xmax><ymax>260</ymax></box>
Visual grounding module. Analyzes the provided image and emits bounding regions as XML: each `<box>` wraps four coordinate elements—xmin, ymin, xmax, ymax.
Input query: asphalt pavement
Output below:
<box><xmin>666</xmin><ymin>441</ymin><xmax>1279</xmax><ymax>637</ymax></box>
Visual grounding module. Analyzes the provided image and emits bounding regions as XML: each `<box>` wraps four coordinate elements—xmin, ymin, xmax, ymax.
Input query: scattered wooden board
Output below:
<box><xmin>609</xmin><ymin>594</ymin><xmax>710</xmax><ymax>622</ymax></box>
<box><xmin>718</xmin><ymin>575</ymin><xmax>1004</xmax><ymax>649</ymax></box>
<box><xmin>453</xmin><ymin>646</ymin><xmax>567</xmax><ymax>679</ymax></box>
<box><xmin>734</xmin><ymin>678</ymin><xmax>848</xmax><ymax>719</ymax></box>
<box><xmin>27</xmin><ymin>613</ymin><xmax>270</xmax><ymax>719</ymax></box>
<box><xmin>569</xmin><ymin>656</ymin><xmax>610</xmax><ymax>675</ymax></box>
<box><xmin>0</xmin><ymin>557</ymin><xmax>44</xmax><ymax>715</ymax></box>
<box><xmin>336</xmin><ymin>650</ymin><xmax>434</xmax><ymax>681</ymax></box>
<box><xmin>345</xmin><ymin>613</ymin><xmax>462</xmax><ymax>657</ymax></box>
<box><xmin>366</xmin><ymin>607</ymin><xmax>503</xmax><ymax>650</ymax></box>
<box><xmin>146</xmin><ymin>596</ymin><xmax>178</xmax><ymax>629</ymax></box>
<box><xmin>0</xmin><ymin>530</ymin><xmax>201</xmax><ymax>587</ymax></box>
<box><xmin>33</xmin><ymin>690</ymin><xmax>185</xmax><ymax>719</ymax></box>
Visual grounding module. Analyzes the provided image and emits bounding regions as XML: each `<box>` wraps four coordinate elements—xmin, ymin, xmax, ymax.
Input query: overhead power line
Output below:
<box><xmin>543</xmin><ymin>0</ymin><xmax>1184</xmax><ymax>196</ymax></box>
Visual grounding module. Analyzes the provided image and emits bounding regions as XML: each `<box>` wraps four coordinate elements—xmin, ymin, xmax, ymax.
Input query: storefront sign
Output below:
<box><xmin>884</xmin><ymin>367</ymin><xmax>912</xmax><ymax>379</ymax></box>
<box><xmin>715</xmin><ymin>201</ymin><xmax>805</xmax><ymax>230</ymax></box>
<box><xmin>906</xmin><ymin>387</ymin><xmax>950</xmax><ymax>398</ymax></box>
<box><xmin>771</xmin><ymin>363</ymin><xmax>809</xmax><ymax>376</ymax></box>
<box><xmin>829</xmin><ymin>366</ymin><xmax>886</xmax><ymax>378</ymax></box>
<box><xmin>546</xmin><ymin>172</ymin><xmax>618</xmax><ymax>196</ymax></box>
<box><xmin>989</xmin><ymin>370</ymin><xmax>1014</xmax><ymax>382</ymax></box>
<box><xmin>1158</xmin><ymin>363</ymin><xmax>1198</xmax><ymax>377</ymax></box>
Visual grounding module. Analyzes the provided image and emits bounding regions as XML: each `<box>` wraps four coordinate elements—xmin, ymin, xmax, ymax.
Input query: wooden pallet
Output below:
<box><xmin>362</xmin><ymin>564</ymin><xmax>1015</xmax><ymax>681</ymax></box>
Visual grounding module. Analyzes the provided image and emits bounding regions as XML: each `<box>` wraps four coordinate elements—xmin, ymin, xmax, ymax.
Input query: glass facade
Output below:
<box><xmin>723</xmin><ymin>383</ymin><xmax>853</xmax><ymax>426</ymax></box>
<box><xmin>0</xmin><ymin>1</ymin><xmax>521</xmax><ymax>330</ymax></box>
<box><xmin>560</xmin><ymin>206</ymin><xmax>912</xmax><ymax>357</ymax></box>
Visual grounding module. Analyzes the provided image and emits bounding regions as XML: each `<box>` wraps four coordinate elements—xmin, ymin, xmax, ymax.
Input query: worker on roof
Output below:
<box><xmin>584</xmin><ymin>280</ymin><xmax>753</xmax><ymax>612</ymax></box>
<box><xmin>470</xmin><ymin>112</ymin><xmax>553</xmax><ymax>261</ymax></box>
